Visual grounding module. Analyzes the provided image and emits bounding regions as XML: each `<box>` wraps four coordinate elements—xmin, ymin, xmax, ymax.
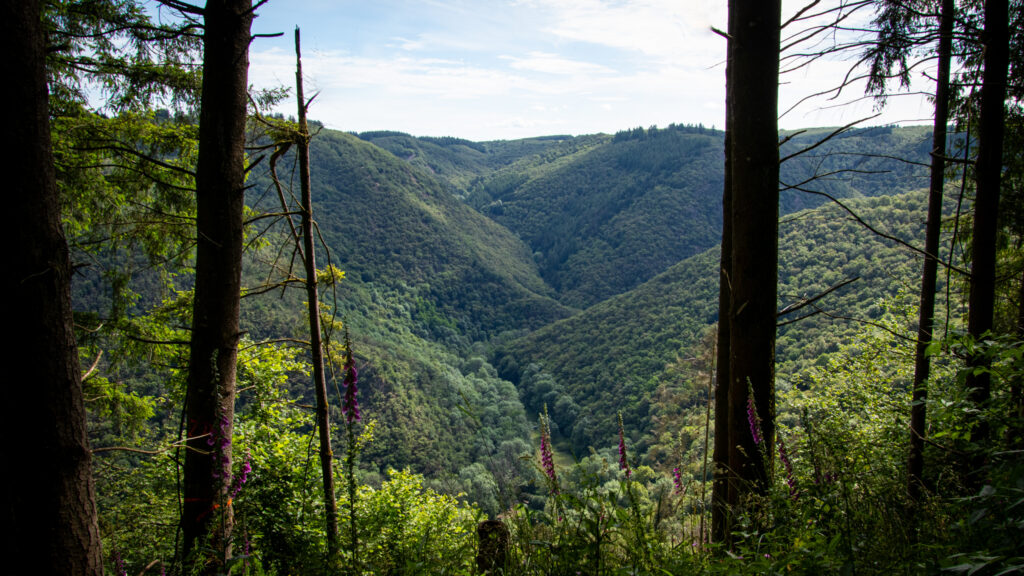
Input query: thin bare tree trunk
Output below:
<box><xmin>711</xmin><ymin>6</ymin><xmax>736</xmax><ymax>546</ymax></box>
<box><xmin>294</xmin><ymin>27</ymin><xmax>340</xmax><ymax>562</ymax></box>
<box><xmin>908</xmin><ymin>0</ymin><xmax>954</xmax><ymax>504</ymax></box>
<box><xmin>712</xmin><ymin>1</ymin><xmax>781</xmax><ymax>545</ymax></box>
<box><xmin>726</xmin><ymin>0</ymin><xmax>781</xmax><ymax>500</ymax></box>
<box><xmin>700</xmin><ymin>337</ymin><xmax>715</xmax><ymax>544</ymax></box>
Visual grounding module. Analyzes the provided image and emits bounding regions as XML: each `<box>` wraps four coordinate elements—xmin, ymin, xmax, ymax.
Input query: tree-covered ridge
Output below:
<box><xmin>290</xmin><ymin>129</ymin><xmax>573</xmax><ymax>344</ymax></box>
<box><xmin>355</xmin><ymin>130</ymin><xmax>603</xmax><ymax>198</ymax></box>
<box><xmin>498</xmin><ymin>189</ymin><xmax>936</xmax><ymax>457</ymax></box>
<box><xmin>480</xmin><ymin>126</ymin><xmax>724</xmax><ymax>307</ymax></box>
<box><xmin>72</xmin><ymin>120</ymin><xmax>943</xmax><ymax>499</ymax></box>
<box><xmin>469</xmin><ymin>125</ymin><xmax>725</xmax><ymax>308</ymax></box>
<box><xmin>778</xmin><ymin>124</ymin><xmax>935</xmax><ymax>211</ymax></box>
<box><xmin>370</xmin><ymin>124</ymin><xmax>935</xmax><ymax>309</ymax></box>
<box><xmin>243</xmin><ymin>124</ymin><xmax>941</xmax><ymax>469</ymax></box>
<box><xmin>238</xmin><ymin>128</ymin><xmax>581</xmax><ymax>488</ymax></box>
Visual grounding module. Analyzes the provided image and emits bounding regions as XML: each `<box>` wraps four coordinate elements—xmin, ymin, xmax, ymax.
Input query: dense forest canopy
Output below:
<box><xmin>10</xmin><ymin>0</ymin><xmax>1024</xmax><ymax>574</ymax></box>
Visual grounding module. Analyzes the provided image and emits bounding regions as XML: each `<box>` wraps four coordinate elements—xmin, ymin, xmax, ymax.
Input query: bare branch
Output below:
<box><xmin>778</xmin><ymin>276</ymin><xmax>859</xmax><ymax>317</ymax></box>
<box><xmin>71</xmin><ymin>144</ymin><xmax>196</xmax><ymax>177</ymax></box>
<box><xmin>93</xmin><ymin>433</ymin><xmax>212</xmax><ymax>456</ymax></box>
<box><xmin>81</xmin><ymin>350</ymin><xmax>104</xmax><ymax>382</ymax></box>
<box><xmin>154</xmin><ymin>0</ymin><xmax>204</xmax><ymax>16</ymax></box>
<box><xmin>779</xmin><ymin>167</ymin><xmax>891</xmax><ymax>191</ymax></box>
<box><xmin>244</xmin><ymin>210</ymin><xmax>304</xmax><ymax>225</ymax></box>
<box><xmin>776</xmin><ymin>307</ymin><xmax>827</xmax><ymax>328</ymax></box>
<box><xmin>782</xmin><ymin>0</ymin><xmax>822</xmax><ymax>30</ymax></box>
<box><xmin>779</xmin><ymin>115</ymin><xmax>880</xmax><ymax>164</ymax></box>
<box><xmin>710</xmin><ymin>26</ymin><xmax>731</xmax><ymax>41</ymax></box>
<box><xmin>813</xmin><ymin>308</ymin><xmax>918</xmax><ymax>343</ymax></box>
<box><xmin>239</xmin><ymin>337</ymin><xmax>311</xmax><ymax>351</ymax></box>
<box><xmin>782</xmin><ymin>183</ymin><xmax>970</xmax><ymax>277</ymax></box>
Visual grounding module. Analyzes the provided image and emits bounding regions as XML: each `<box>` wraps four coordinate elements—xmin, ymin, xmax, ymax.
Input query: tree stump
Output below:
<box><xmin>476</xmin><ymin>519</ymin><xmax>509</xmax><ymax>574</ymax></box>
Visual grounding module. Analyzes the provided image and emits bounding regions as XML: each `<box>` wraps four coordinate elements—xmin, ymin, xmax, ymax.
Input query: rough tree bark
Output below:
<box><xmin>2</xmin><ymin>0</ymin><xmax>103</xmax><ymax>573</ymax></box>
<box><xmin>726</xmin><ymin>0</ymin><xmax>781</xmax><ymax>504</ymax></box>
<box><xmin>965</xmin><ymin>0</ymin><xmax>1008</xmax><ymax>466</ymax></box>
<box><xmin>712</xmin><ymin>0</ymin><xmax>781</xmax><ymax>544</ymax></box>
<box><xmin>181</xmin><ymin>0</ymin><xmax>254</xmax><ymax>569</ymax></box>
<box><xmin>711</xmin><ymin>3</ymin><xmax>736</xmax><ymax>545</ymax></box>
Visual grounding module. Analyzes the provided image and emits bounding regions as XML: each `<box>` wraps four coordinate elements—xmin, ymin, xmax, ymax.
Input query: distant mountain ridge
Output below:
<box><xmin>362</xmin><ymin>124</ymin><xmax>934</xmax><ymax>308</ymax></box>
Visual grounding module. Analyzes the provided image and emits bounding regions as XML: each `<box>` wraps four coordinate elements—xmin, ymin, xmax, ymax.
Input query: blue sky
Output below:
<box><xmin>244</xmin><ymin>0</ymin><xmax>936</xmax><ymax>141</ymax></box>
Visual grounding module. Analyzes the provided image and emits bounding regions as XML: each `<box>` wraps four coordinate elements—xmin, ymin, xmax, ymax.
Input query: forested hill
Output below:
<box><xmin>264</xmin><ymin>124</ymin><xmax>937</xmax><ymax>469</ymax></box>
<box><xmin>495</xmin><ymin>190</ymin><xmax>939</xmax><ymax>458</ymax></box>
<box><xmin>363</xmin><ymin>124</ymin><xmax>934</xmax><ymax>308</ymax></box>
<box><xmin>286</xmin><ymin>129</ymin><xmax>574</xmax><ymax>344</ymax></box>
<box><xmin>79</xmin><ymin>122</ymin><xmax>940</xmax><ymax>493</ymax></box>
<box><xmin>240</xmin><ymin>130</ymin><xmax>580</xmax><ymax>478</ymax></box>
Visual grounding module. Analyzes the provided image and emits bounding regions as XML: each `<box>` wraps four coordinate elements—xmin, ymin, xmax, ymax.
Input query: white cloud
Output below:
<box><xmin>251</xmin><ymin>47</ymin><xmax>526</xmax><ymax>99</ymax></box>
<box><xmin>503</xmin><ymin>51</ymin><xmax>616</xmax><ymax>75</ymax></box>
<box><xmin>532</xmin><ymin>0</ymin><xmax>727</xmax><ymax>63</ymax></box>
<box><xmin>246</xmin><ymin>0</ymin><xmax>932</xmax><ymax>140</ymax></box>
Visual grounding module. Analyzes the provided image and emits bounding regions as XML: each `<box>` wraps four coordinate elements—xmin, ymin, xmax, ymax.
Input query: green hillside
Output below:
<box><xmin>248</xmin><ymin>125</ymin><xmax>940</xmax><ymax>470</ymax></box>
<box><xmin>355</xmin><ymin>131</ymin><xmax>604</xmax><ymax>198</ymax></box>
<box><xmin>496</xmin><ymin>189</ymin><xmax>942</xmax><ymax>457</ymax></box>
<box><xmin>240</xmin><ymin>130</ymin><xmax>579</xmax><ymax>483</ymax></box>
<box><xmin>375</xmin><ymin>124</ymin><xmax>935</xmax><ymax>308</ymax></box>
<box><xmin>75</xmin><ymin>121</ymin><xmax>944</xmax><ymax>504</ymax></box>
<box><xmin>297</xmin><ymin>129</ymin><xmax>573</xmax><ymax>343</ymax></box>
<box><xmin>470</xmin><ymin>126</ymin><xmax>724</xmax><ymax>308</ymax></box>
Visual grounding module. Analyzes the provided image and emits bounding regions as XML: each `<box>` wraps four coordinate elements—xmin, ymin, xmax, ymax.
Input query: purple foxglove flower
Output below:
<box><xmin>747</xmin><ymin>396</ymin><xmax>762</xmax><ymax>445</ymax></box>
<box><xmin>232</xmin><ymin>450</ymin><xmax>253</xmax><ymax>498</ymax></box>
<box><xmin>672</xmin><ymin>467</ymin><xmax>685</xmax><ymax>495</ymax></box>
<box><xmin>539</xmin><ymin>407</ymin><xmax>559</xmax><ymax>494</ymax></box>
<box><xmin>342</xmin><ymin>347</ymin><xmax>361</xmax><ymax>423</ymax></box>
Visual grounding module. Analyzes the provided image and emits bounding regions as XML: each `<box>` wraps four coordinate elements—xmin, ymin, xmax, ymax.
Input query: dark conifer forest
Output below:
<box><xmin>7</xmin><ymin>0</ymin><xmax>1024</xmax><ymax>574</ymax></box>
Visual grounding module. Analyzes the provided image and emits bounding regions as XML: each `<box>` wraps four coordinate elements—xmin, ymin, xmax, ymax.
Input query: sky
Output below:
<box><xmin>237</xmin><ymin>0</ymin><xmax>937</xmax><ymax>141</ymax></box>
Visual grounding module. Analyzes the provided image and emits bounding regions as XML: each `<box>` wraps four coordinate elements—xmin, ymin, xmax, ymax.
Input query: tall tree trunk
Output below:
<box><xmin>3</xmin><ymin>1</ymin><xmax>103</xmax><ymax>573</ymax></box>
<box><xmin>1012</xmin><ymin>266</ymin><xmax>1024</xmax><ymax>449</ymax></box>
<box><xmin>294</xmin><ymin>27</ymin><xmax>340</xmax><ymax>562</ymax></box>
<box><xmin>965</xmin><ymin>0</ymin><xmax>1008</xmax><ymax>469</ymax></box>
<box><xmin>726</xmin><ymin>0</ymin><xmax>781</xmax><ymax>500</ymax></box>
<box><xmin>182</xmin><ymin>0</ymin><xmax>253</xmax><ymax>569</ymax></box>
<box><xmin>711</xmin><ymin>4</ymin><xmax>736</xmax><ymax>545</ymax></box>
<box><xmin>908</xmin><ymin>0</ymin><xmax>954</xmax><ymax>504</ymax></box>
<box><xmin>712</xmin><ymin>1</ymin><xmax>781</xmax><ymax>545</ymax></box>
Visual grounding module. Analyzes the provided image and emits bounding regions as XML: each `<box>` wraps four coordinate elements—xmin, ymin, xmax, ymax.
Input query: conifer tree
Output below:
<box><xmin>171</xmin><ymin>0</ymin><xmax>257</xmax><ymax>569</ymax></box>
<box><xmin>712</xmin><ymin>0</ymin><xmax>782</xmax><ymax>543</ymax></box>
<box><xmin>965</xmin><ymin>0</ymin><xmax>1009</xmax><ymax>469</ymax></box>
<box><xmin>865</xmin><ymin>0</ymin><xmax>957</xmax><ymax>503</ymax></box>
<box><xmin>3</xmin><ymin>0</ymin><xmax>103</xmax><ymax>573</ymax></box>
